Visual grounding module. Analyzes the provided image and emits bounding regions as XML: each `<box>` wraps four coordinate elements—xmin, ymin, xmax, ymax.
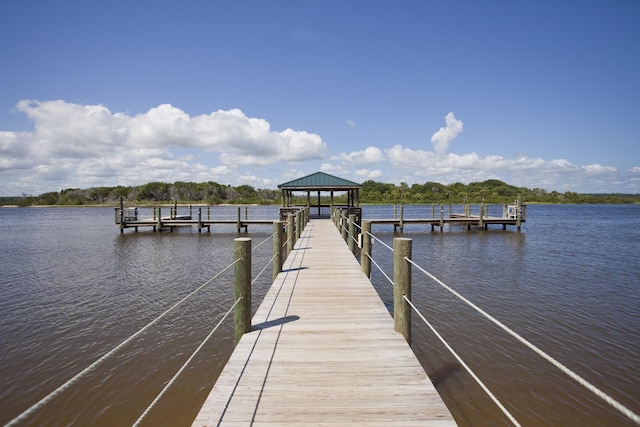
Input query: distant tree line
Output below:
<box><xmin>360</xmin><ymin>179</ymin><xmax>640</xmax><ymax>204</ymax></box>
<box><xmin>1</xmin><ymin>179</ymin><xmax>639</xmax><ymax>207</ymax></box>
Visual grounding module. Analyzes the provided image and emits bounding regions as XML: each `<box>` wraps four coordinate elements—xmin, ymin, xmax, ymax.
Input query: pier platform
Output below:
<box><xmin>192</xmin><ymin>219</ymin><xmax>456</xmax><ymax>426</ymax></box>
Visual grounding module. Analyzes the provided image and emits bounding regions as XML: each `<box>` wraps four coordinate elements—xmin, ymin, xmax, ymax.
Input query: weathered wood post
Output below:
<box><xmin>439</xmin><ymin>204</ymin><xmax>444</xmax><ymax>231</ymax></box>
<box><xmin>236</xmin><ymin>207</ymin><xmax>241</xmax><ymax>232</ymax></box>
<box><xmin>119</xmin><ymin>197</ymin><xmax>125</xmax><ymax>233</ymax></box>
<box><xmin>273</xmin><ymin>221</ymin><xmax>283</xmax><ymax>281</ymax></box>
<box><xmin>394</xmin><ymin>237</ymin><xmax>412</xmax><ymax>344</ymax></box>
<box><xmin>234</xmin><ymin>237</ymin><xmax>251</xmax><ymax>346</ymax></box>
<box><xmin>156</xmin><ymin>207</ymin><xmax>162</xmax><ymax>232</ymax></box>
<box><xmin>361</xmin><ymin>221</ymin><xmax>372</xmax><ymax>278</ymax></box>
<box><xmin>478</xmin><ymin>203</ymin><xmax>484</xmax><ymax>229</ymax></box>
<box><xmin>198</xmin><ymin>207</ymin><xmax>202</xmax><ymax>233</ymax></box>
<box><xmin>399</xmin><ymin>205</ymin><xmax>404</xmax><ymax>232</ymax></box>
<box><xmin>287</xmin><ymin>213</ymin><xmax>295</xmax><ymax>256</ymax></box>
<box><xmin>516</xmin><ymin>193</ymin><xmax>522</xmax><ymax>231</ymax></box>
<box><xmin>348</xmin><ymin>214</ymin><xmax>356</xmax><ymax>253</ymax></box>
<box><xmin>341</xmin><ymin>211</ymin><xmax>348</xmax><ymax>241</ymax></box>
<box><xmin>296</xmin><ymin>212</ymin><xmax>302</xmax><ymax>240</ymax></box>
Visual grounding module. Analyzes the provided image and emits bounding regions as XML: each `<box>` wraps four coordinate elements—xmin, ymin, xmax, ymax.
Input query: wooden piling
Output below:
<box><xmin>273</xmin><ymin>221</ymin><xmax>283</xmax><ymax>281</ymax></box>
<box><xmin>119</xmin><ymin>197</ymin><xmax>125</xmax><ymax>234</ymax></box>
<box><xmin>234</xmin><ymin>237</ymin><xmax>252</xmax><ymax>346</ymax></box>
<box><xmin>348</xmin><ymin>214</ymin><xmax>356</xmax><ymax>254</ymax></box>
<box><xmin>287</xmin><ymin>214</ymin><xmax>295</xmax><ymax>256</ymax></box>
<box><xmin>394</xmin><ymin>238</ymin><xmax>412</xmax><ymax>345</ymax></box>
<box><xmin>361</xmin><ymin>221</ymin><xmax>372</xmax><ymax>278</ymax></box>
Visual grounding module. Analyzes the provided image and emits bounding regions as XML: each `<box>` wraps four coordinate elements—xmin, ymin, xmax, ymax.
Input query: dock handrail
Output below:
<box><xmin>353</xmin><ymin>222</ymin><xmax>640</xmax><ymax>426</ymax></box>
<box><xmin>4</xmin><ymin>256</ymin><xmax>244</xmax><ymax>427</ymax></box>
<box><xmin>3</xmin><ymin>211</ymin><xmax>310</xmax><ymax>427</ymax></box>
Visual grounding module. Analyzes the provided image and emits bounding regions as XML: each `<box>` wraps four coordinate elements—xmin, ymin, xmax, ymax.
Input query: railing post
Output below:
<box><xmin>348</xmin><ymin>214</ymin><xmax>356</xmax><ymax>253</ymax></box>
<box><xmin>287</xmin><ymin>213</ymin><xmax>295</xmax><ymax>256</ymax></box>
<box><xmin>296</xmin><ymin>212</ymin><xmax>302</xmax><ymax>240</ymax></box>
<box><xmin>516</xmin><ymin>193</ymin><xmax>522</xmax><ymax>231</ymax></box>
<box><xmin>341</xmin><ymin>211</ymin><xmax>348</xmax><ymax>241</ymax></box>
<box><xmin>361</xmin><ymin>221</ymin><xmax>372</xmax><ymax>278</ymax></box>
<box><xmin>119</xmin><ymin>197</ymin><xmax>125</xmax><ymax>233</ymax></box>
<box><xmin>273</xmin><ymin>221</ymin><xmax>283</xmax><ymax>281</ymax></box>
<box><xmin>394</xmin><ymin>238</ymin><xmax>412</xmax><ymax>345</ymax></box>
<box><xmin>236</xmin><ymin>207</ymin><xmax>241</xmax><ymax>232</ymax></box>
<box><xmin>156</xmin><ymin>207</ymin><xmax>162</xmax><ymax>232</ymax></box>
<box><xmin>234</xmin><ymin>237</ymin><xmax>251</xmax><ymax>346</ymax></box>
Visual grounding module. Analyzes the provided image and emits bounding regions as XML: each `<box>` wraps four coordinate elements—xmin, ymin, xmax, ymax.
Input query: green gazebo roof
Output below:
<box><xmin>278</xmin><ymin>172</ymin><xmax>361</xmax><ymax>190</ymax></box>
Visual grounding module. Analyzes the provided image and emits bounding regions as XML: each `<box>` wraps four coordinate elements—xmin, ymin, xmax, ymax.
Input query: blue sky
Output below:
<box><xmin>1</xmin><ymin>0</ymin><xmax>639</xmax><ymax>196</ymax></box>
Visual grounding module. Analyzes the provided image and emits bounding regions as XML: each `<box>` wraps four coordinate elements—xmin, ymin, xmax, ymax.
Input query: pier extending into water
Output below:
<box><xmin>192</xmin><ymin>218</ymin><xmax>456</xmax><ymax>426</ymax></box>
<box><xmin>115</xmin><ymin>200</ymin><xmax>280</xmax><ymax>233</ymax></box>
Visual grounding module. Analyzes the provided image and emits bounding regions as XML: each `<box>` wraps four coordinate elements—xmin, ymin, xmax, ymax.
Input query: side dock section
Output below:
<box><xmin>192</xmin><ymin>219</ymin><xmax>456</xmax><ymax>426</ymax></box>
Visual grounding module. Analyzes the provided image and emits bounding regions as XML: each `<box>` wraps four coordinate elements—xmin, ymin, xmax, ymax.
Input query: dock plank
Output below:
<box><xmin>192</xmin><ymin>219</ymin><xmax>456</xmax><ymax>426</ymax></box>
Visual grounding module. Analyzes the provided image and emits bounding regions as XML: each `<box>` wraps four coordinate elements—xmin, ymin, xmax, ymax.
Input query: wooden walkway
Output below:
<box><xmin>192</xmin><ymin>219</ymin><xmax>456</xmax><ymax>426</ymax></box>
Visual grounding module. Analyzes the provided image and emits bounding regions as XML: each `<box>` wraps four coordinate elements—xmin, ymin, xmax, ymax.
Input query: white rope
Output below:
<box><xmin>132</xmin><ymin>297</ymin><xmax>242</xmax><ymax>427</ymax></box>
<box><xmin>405</xmin><ymin>257</ymin><xmax>640</xmax><ymax>426</ymax></box>
<box><xmin>252</xmin><ymin>252</ymin><xmax>276</xmax><ymax>285</ymax></box>
<box><xmin>367</xmin><ymin>231</ymin><xmax>393</xmax><ymax>252</ymax></box>
<box><xmin>403</xmin><ymin>295</ymin><xmax>521</xmax><ymax>426</ymax></box>
<box><xmin>251</xmin><ymin>232</ymin><xmax>275</xmax><ymax>252</ymax></box>
<box><xmin>366</xmin><ymin>252</ymin><xmax>394</xmax><ymax>288</ymax></box>
<box><xmin>5</xmin><ymin>258</ymin><xmax>242</xmax><ymax>427</ymax></box>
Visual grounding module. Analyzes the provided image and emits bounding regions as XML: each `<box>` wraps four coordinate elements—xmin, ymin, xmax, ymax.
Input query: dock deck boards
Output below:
<box><xmin>192</xmin><ymin>219</ymin><xmax>456</xmax><ymax>426</ymax></box>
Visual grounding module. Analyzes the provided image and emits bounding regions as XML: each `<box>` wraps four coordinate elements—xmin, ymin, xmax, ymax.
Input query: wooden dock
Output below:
<box><xmin>192</xmin><ymin>219</ymin><xmax>456</xmax><ymax>426</ymax></box>
<box><xmin>115</xmin><ymin>205</ymin><xmax>277</xmax><ymax>233</ymax></box>
<box><xmin>362</xmin><ymin>203</ymin><xmax>526</xmax><ymax>232</ymax></box>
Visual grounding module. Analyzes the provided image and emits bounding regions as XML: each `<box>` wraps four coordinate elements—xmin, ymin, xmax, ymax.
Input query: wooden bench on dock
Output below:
<box><xmin>192</xmin><ymin>219</ymin><xmax>456</xmax><ymax>426</ymax></box>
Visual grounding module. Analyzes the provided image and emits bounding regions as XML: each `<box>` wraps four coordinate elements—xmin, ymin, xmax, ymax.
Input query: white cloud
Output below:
<box><xmin>355</xmin><ymin>169</ymin><xmax>383</xmax><ymax>180</ymax></box>
<box><xmin>345</xmin><ymin>120</ymin><xmax>356</xmax><ymax>128</ymax></box>
<box><xmin>332</xmin><ymin>147</ymin><xmax>385</xmax><ymax>163</ymax></box>
<box><xmin>1</xmin><ymin>100</ymin><xmax>638</xmax><ymax>195</ymax></box>
<box><xmin>583</xmin><ymin>164</ymin><xmax>618</xmax><ymax>173</ymax></box>
<box><xmin>430</xmin><ymin>112</ymin><xmax>463</xmax><ymax>155</ymax></box>
<box><xmin>0</xmin><ymin>100</ymin><xmax>328</xmax><ymax>195</ymax></box>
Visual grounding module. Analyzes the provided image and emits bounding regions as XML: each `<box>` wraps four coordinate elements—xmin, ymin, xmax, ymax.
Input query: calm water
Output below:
<box><xmin>1</xmin><ymin>205</ymin><xmax>638</xmax><ymax>426</ymax></box>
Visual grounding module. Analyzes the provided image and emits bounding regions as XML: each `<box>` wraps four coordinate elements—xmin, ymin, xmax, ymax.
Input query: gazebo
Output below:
<box><xmin>278</xmin><ymin>172</ymin><xmax>361</xmax><ymax>219</ymax></box>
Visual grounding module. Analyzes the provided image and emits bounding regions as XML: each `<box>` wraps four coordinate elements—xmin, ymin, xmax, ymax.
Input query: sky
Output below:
<box><xmin>1</xmin><ymin>0</ymin><xmax>639</xmax><ymax>196</ymax></box>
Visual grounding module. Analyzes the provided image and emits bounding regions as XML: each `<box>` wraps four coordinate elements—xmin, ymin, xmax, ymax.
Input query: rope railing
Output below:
<box><xmin>352</xmin><ymin>220</ymin><xmax>640</xmax><ymax>426</ymax></box>
<box><xmin>5</xmin><ymin>257</ymin><xmax>243</xmax><ymax>427</ymax></box>
<box><xmin>8</xmin><ymin>214</ymin><xmax>307</xmax><ymax>426</ymax></box>
<box><xmin>252</xmin><ymin>251</ymin><xmax>277</xmax><ymax>285</ymax></box>
<box><xmin>132</xmin><ymin>296</ymin><xmax>243</xmax><ymax>427</ymax></box>
<box><xmin>366</xmin><ymin>230</ymin><xmax>394</xmax><ymax>252</ymax></box>
<box><xmin>364</xmin><ymin>251</ymin><xmax>394</xmax><ymax>287</ymax></box>
<box><xmin>405</xmin><ymin>256</ymin><xmax>640</xmax><ymax>426</ymax></box>
<box><xmin>251</xmin><ymin>231</ymin><xmax>276</xmax><ymax>252</ymax></box>
<box><xmin>403</xmin><ymin>295</ymin><xmax>521</xmax><ymax>426</ymax></box>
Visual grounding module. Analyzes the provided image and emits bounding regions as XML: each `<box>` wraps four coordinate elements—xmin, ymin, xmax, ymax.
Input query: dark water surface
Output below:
<box><xmin>1</xmin><ymin>205</ymin><xmax>638</xmax><ymax>426</ymax></box>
